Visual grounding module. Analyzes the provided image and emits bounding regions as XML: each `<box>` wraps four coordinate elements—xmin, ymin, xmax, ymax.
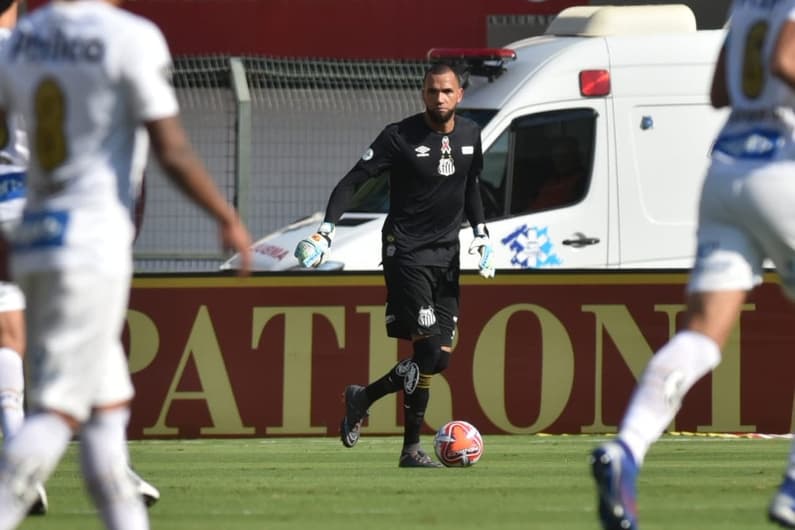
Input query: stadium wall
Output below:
<box><xmin>124</xmin><ymin>271</ymin><xmax>795</xmax><ymax>439</ymax></box>
<box><xmin>25</xmin><ymin>1</ymin><xmax>730</xmax><ymax>58</ymax></box>
<box><xmin>27</xmin><ymin>0</ymin><xmax>585</xmax><ymax>59</ymax></box>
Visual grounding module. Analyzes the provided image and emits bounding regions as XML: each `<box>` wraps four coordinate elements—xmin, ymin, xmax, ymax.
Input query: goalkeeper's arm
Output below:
<box><xmin>323</xmin><ymin>166</ymin><xmax>370</xmax><ymax>224</ymax></box>
<box><xmin>294</xmin><ymin>167</ymin><xmax>370</xmax><ymax>268</ymax></box>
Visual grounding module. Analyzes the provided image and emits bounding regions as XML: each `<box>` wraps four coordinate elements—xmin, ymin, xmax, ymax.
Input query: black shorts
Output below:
<box><xmin>383</xmin><ymin>260</ymin><xmax>459</xmax><ymax>346</ymax></box>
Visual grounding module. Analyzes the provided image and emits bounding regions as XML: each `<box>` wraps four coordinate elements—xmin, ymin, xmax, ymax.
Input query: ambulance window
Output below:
<box><xmin>479</xmin><ymin>130</ymin><xmax>509</xmax><ymax>219</ymax></box>
<box><xmin>508</xmin><ymin>108</ymin><xmax>595</xmax><ymax>215</ymax></box>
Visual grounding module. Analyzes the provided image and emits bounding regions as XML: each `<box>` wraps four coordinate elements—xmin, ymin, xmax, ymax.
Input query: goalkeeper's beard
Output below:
<box><xmin>425</xmin><ymin>107</ymin><xmax>455</xmax><ymax>126</ymax></box>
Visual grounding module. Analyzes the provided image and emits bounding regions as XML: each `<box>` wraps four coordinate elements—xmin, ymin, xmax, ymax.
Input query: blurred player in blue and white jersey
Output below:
<box><xmin>591</xmin><ymin>1</ymin><xmax>795</xmax><ymax>529</ymax></box>
<box><xmin>0</xmin><ymin>1</ymin><xmax>252</xmax><ymax>529</ymax></box>
<box><xmin>0</xmin><ymin>0</ymin><xmax>47</xmax><ymax>516</ymax></box>
<box><xmin>0</xmin><ymin>1</ymin><xmax>160</xmax><ymax>515</ymax></box>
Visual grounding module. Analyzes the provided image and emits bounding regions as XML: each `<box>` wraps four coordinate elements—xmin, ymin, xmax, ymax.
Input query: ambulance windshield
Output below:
<box><xmin>457</xmin><ymin>108</ymin><xmax>498</xmax><ymax>129</ymax></box>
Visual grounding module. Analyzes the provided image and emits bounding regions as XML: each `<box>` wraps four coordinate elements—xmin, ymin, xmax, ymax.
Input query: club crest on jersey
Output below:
<box><xmin>418</xmin><ymin>305</ymin><xmax>436</xmax><ymax>328</ymax></box>
<box><xmin>438</xmin><ymin>136</ymin><xmax>455</xmax><ymax>176</ymax></box>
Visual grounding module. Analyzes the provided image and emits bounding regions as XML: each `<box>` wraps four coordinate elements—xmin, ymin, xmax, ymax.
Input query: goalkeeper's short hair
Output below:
<box><xmin>423</xmin><ymin>62</ymin><xmax>464</xmax><ymax>88</ymax></box>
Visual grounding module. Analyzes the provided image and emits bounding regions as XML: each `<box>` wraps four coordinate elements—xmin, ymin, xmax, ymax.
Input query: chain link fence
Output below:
<box><xmin>134</xmin><ymin>56</ymin><xmax>426</xmax><ymax>273</ymax></box>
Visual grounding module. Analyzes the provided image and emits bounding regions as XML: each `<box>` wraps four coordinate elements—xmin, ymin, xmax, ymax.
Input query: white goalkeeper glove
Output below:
<box><xmin>294</xmin><ymin>222</ymin><xmax>335</xmax><ymax>268</ymax></box>
<box><xmin>468</xmin><ymin>223</ymin><xmax>495</xmax><ymax>279</ymax></box>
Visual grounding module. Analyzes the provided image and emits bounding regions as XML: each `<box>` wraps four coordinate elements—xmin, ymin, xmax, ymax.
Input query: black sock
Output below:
<box><xmin>402</xmin><ymin>386</ymin><xmax>430</xmax><ymax>448</ymax></box>
<box><xmin>364</xmin><ymin>361</ymin><xmax>406</xmax><ymax>404</ymax></box>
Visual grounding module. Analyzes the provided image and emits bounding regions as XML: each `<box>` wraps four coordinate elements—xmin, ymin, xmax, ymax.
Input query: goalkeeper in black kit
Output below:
<box><xmin>294</xmin><ymin>62</ymin><xmax>495</xmax><ymax>467</ymax></box>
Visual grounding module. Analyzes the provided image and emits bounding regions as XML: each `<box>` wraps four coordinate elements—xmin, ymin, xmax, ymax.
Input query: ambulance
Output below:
<box><xmin>221</xmin><ymin>4</ymin><xmax>728</xmax><ymax>272</ymax></box>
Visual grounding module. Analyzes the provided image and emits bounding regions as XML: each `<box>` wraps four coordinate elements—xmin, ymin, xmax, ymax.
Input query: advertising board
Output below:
<box><xmin>124</xmin><ymin>272</ymin><xmax>795</xmax><ymax>439</ymax></box>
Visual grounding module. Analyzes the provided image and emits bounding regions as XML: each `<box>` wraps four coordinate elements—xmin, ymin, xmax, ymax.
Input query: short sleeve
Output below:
<box><xmin>355</xmin><ymin>125</ymin><xmax>398</xmax><ymax>176</ymax></box>
<box><xmin>120</xmin><ymin>21</ymin><xmax>179</xmax><ymax>123</ymax></box>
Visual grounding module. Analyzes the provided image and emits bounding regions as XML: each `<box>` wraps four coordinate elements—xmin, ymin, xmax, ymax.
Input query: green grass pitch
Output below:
<box><xmin>15</xmin><ymin>434</ymin><xmax>792</xmax><ymax>530</ymax></box>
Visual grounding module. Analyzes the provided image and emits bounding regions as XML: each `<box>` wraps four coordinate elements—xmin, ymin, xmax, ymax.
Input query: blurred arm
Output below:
<box><xmin>771</xmin><ymin>19</ymin><xmax>795</xmax><ymax>90</ymax></box>
<box><xmin>146</xmin><ymin>116</ymin><xmax>252</xmax><ymax>274</ymax></box>
<box><xmin>710</xmin><ymin>43</ymin><xmax>729</xmax><ymax>109</ymax></box>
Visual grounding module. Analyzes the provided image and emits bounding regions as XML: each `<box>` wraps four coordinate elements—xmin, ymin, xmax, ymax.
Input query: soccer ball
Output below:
<box><xmin>433</xmin><ymin>420</ymin><xmax>484</xmax><ymax>467</ymax></box>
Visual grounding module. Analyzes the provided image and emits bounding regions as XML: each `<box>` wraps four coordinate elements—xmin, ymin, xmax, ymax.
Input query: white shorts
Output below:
<box><xmin>688</xmin><ymin>157</ymin><xmax>795</xmax><ymax>299</ymax></box>
<box><xmin>18</xmin><ymin>269</ymin><xmax>134</xmax><ymax>423</ymax></box>
<box><xmin>0</xmin><ymin>281</ymin><xmax>24</xmax><ymax>312</ymax></box>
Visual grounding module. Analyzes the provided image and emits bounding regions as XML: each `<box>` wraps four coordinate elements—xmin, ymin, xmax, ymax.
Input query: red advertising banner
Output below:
<box><xmin>27</xmin><ymin>0</ymin><xmax>586</xmax><ymax>58</ymax></box>
<box><xmin>124</xmin><ymin>272</ymin><xmax>795</xmax><ymax>439</ymax></box>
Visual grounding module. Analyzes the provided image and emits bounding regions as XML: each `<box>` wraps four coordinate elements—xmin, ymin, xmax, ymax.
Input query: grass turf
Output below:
<box><xmin>15</xmin><ymin>434</ymin><xmax>792</xmax><ymax>530</ymax></box>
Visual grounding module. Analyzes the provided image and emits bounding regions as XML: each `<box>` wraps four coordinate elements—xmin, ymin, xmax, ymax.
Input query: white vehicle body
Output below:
<box><xmin>222</xmin><ymin>4</ymin><xmax>728</xmax><ymax>272</ymax></box>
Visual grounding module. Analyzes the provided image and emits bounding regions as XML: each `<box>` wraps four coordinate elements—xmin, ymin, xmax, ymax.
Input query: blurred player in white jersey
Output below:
<box><xmin>0</xmin><ymin>0</ymin><xmax>161</xmax><ymax>516</ymax></box>
<box><xmin>590</xmin><ymin>2</ymin><xmax>795</xmax><ymax>529</ymax></box>
<box><xmin>0</xmin><ymin>1</ymin><xmax>252</xmax><ymax>529</ymax></box>
<box><xmin>0</xmin><ymin>0</ymin><xmax>44</xmax><ymax>516</ymax></box>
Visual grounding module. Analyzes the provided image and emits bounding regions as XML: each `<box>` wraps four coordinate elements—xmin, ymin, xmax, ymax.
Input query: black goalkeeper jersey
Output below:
<box><xmin>324</xmin><ymin>113</ymin><xmax>486</xmax><ymax>266</ymax></box>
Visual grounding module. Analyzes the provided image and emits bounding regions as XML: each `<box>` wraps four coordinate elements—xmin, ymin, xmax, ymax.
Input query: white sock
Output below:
<box><xmin>787</xmin><ymin>438</ymin><xmax>795</xmax><ymax>481</ymax></box>
<box><xmin>80</xmin><ymin>408</ymin><xmax>148</xmax><ymax>530</ymax></box>
<box><xmin>0</xmin><ymin>348</ymin><xmax>24</xmax><ymax>441</ymax></box>
<box><xmin>0</xmin><ymin>413</ymin><xmax>72</xmax><ymax>529</ymax></box>
<box><xmin>619</xmin><ymin>330</ymin><xmax>721</xmax><ymax>465</ymax></box>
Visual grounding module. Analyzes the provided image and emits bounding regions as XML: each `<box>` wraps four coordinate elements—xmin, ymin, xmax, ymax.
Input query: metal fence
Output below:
<box><xmin>133</xmin><ymin>56</ymin><xmax>426</xmax><ymax>273</ymax></box>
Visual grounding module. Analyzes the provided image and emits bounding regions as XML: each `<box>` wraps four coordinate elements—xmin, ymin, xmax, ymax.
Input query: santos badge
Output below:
<box><xmin>437</xmin><ymin>136</ymin><xmax>455</xmax><ymax>176</ymax></box>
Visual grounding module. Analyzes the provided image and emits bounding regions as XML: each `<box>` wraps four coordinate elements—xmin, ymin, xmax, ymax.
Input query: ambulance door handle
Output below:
<box><xmin>562</xmin><ymin>233</ymin><xmax>600</xmax><ymax>247</ymax></box>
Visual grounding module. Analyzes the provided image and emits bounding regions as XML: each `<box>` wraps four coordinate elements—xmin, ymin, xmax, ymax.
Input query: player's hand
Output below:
<box><xmin>221</xmin><ymin>216</ymin><xmax>253</xmax><ymax>276</ymax></box>
<box><xmin>468</xmin><ymin>223</ymin><xmax>495</xmax><ymax>279</ymax></box>
<box><xmin>294</xmin><ymin>222</ymin><xmax>335</xmax><ymax>268</ymax></box>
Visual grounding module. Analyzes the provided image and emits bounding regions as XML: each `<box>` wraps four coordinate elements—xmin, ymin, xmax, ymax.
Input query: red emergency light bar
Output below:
<box><xmin>427</xmin><ymin>48</ymin><xmax>517</xmax><ymax>62</ymax></box>
<box><xmin>427</xmin><ymin>48</ymin><xmax>517</xmax><ymax>83</ymax></box>
<box><xmin>579</xmin><ymin>69</ymin><xmax>611</xmax><ymax>97</ymax></box>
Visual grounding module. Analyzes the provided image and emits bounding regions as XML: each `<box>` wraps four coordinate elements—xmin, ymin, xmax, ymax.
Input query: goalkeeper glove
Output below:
<box><xmin>468</xmin><ymin>223</ymin><xmax>495</xmax><ymax>279</ymax></box>
<box><xmin>294</xmin><ymin>222</ymin><xmax>335</xmax><ymax>268</ymax></box>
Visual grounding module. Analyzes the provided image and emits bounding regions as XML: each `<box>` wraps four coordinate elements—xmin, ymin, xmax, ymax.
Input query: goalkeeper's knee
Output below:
<box><xmin>402</xmin><ymin>336</ymin><xmax>444</xmax><ymax>392</ymax></box>
<box><xmin>433</xmin><ymin>349</ymin><xmax>451</xmax><ymax>374</ymax></box>
<box><xmin>412</xmin><ymin>336</ymin><xmax>443</xmax><ymax>371</ymax></box>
